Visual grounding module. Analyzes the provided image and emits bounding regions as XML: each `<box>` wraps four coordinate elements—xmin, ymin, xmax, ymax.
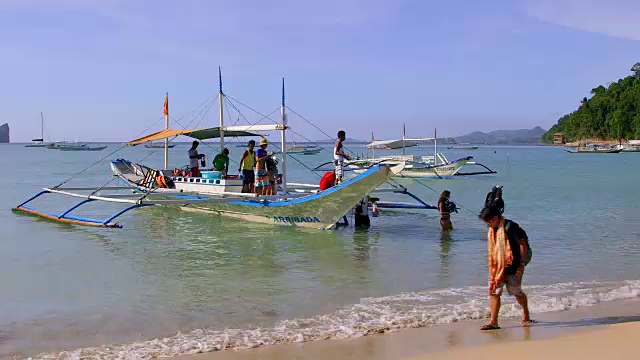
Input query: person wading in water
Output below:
<box><xmin>437</xmin><ymin>190</ymin><xmax>456</xmax><ymax>230</ymax></box>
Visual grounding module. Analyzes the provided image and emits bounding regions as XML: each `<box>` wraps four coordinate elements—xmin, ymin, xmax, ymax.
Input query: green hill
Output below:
<box><xmin>541</xmin><ymin>63</ymin><xmax>640</xmax><ymax>143</ymax></box>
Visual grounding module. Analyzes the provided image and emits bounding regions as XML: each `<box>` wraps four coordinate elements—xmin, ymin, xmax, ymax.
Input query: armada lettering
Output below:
<box><xmin>272</xmin><ymin>216</ymin><xmax>321</xmax><ymax>223</ymax></box>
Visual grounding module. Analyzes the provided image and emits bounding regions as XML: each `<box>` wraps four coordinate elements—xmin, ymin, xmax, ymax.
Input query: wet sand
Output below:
<box><xmin>174</xmin><ymin>298</ymin><xmax>640</xmax><ymax>360</ymax></box>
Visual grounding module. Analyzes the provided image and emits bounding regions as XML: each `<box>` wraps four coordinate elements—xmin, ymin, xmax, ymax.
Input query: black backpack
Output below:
<box><xmin>504</xmin><ymin>220</ymin><xmax>533</xmax><ymax>266</ymax></box>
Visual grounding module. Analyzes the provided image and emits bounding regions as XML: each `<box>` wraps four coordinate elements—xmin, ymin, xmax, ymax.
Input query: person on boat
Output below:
<box><xmin>254</xmin><ymin>137</ymin><xmax>270</xmax><ymax>196</ymax></box>
<box><xmin>437</xmin><ymin>190</ymin><xmax>456</xmax><ymax>231</ymax></box>
<box><xmin>188</xmin><ymin>140</ymin><xmax>205</xmax><ymax>177</ymax></box>
<box><xmin>238</xmin><ymin>140</ymin><xmax>256</xmax><ymax>193</ymax></box>
<box><xmin>334</xmin><ymin>130</ymin><xmax>351</xmax><ymax>185</ymax></box>
<box><xmin>212</xmin><ymin>148</ymin><xmax>230</xmax><ymax>175</ymax></box>
<box><xmin>479</xmin><ymin>204</ymin><xmax>534</xmax><ymax>331</ymax></box>
<box><xmin>266</xmin><ymin>152</ymin><xmax>279</xmax><ymax>196</ymax></box>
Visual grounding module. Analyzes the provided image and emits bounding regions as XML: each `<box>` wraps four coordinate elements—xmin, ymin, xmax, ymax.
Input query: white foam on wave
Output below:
<box><xmin>28</xmin><ymin>280</ymin><xmax>640</xmax><ymax>360</ymax></box>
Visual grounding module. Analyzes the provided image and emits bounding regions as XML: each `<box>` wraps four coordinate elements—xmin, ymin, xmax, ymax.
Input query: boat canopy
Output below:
<box><xmin>127</xmin><ymin>125</ymin><xmax>287</xmax><ymax>146</ymax></box>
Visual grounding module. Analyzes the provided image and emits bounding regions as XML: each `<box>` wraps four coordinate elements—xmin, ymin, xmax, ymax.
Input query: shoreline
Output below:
<box><xmin>173</xmin><ymin>298</ymin><xmax>640</xmax><ymax>360</ymax></box>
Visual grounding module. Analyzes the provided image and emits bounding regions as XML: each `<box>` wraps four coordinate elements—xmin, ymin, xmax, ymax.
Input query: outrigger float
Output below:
<box><xmin>13</xmin><ymin>69</ymin><xmax>436</xmax><ymax>230</ymax></box>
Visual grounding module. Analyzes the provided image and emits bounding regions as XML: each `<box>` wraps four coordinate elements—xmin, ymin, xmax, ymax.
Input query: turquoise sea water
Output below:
<box><xmin>1</xmin><ymin>143</ymin><xmax>639</xmax><ymax>358</ymax></box>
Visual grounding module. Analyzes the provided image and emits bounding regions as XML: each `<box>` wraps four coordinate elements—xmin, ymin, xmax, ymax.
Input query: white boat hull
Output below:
<box><xmin>110</xmin><ymin>159</ymin><xmax>397</xmax><ymax>229</ymax></box>
<box><xmin>348</xmin><ymin>156</ymin><xmax>470</xmax><ymax>179</ymax></box>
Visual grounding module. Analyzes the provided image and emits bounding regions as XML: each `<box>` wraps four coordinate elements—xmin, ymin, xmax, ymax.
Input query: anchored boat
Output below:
<box><xmin>563</xmin><ymin>143</ymin><xmax>622</xmax><ymax>153</ymax></box>
<box><xmin>13</xmin><ymin>70</ymin><xmax>405</xmax><ymax>230</ymax></box>
<box><xmin>318</xmin><ymin>126</ymin><xmax>496</xmax><ymax>179</ymax></box>
<box><xmin>25</xmin><ymin>112</ymin><xmax>50</xmax><ymax>148</ymax></box>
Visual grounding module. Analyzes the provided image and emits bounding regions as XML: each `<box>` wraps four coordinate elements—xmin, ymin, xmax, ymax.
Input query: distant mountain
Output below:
<box><xmin>0</xmin><ymin>123</ymin><xmax>9</xmax><ymax>143</ymax></box>
<box><xmin>313</xmin><ymin>138</ymin><xmax>367</xmax><ymax>144</ymax></box>
<box><xmin>453</xmin><ymin>126</ymin><xmax>546</xmax><ymax>145</ymax></box>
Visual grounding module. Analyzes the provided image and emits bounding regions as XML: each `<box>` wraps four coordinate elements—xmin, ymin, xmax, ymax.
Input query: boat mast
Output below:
<box><xmin>281</xmin><ymin>77</ymin><xmax>288</xmax><ymax>193</ymax></box>
<box><xmin>218</xmin><ymin>67</ymin><xmax>225</xmax><ymax>153</ymax></box>
<box><xmin>164</xmin><ymin>92</ymin><xmax>169</xmax><ymax>169</ymax></box>
<box><xmin>40</xmin><ymin>112</ymin><xmax>44</xmax><ymax>142</ymax></box>
<box><xmin>402</xmin><ymin>123</ymin><xmax>406</xmax><ymax>155</ymax></box>
<box><xmin>434</xmin><ymin>128</ymin><xmax>438</xmax><ymax>165</ymax></box>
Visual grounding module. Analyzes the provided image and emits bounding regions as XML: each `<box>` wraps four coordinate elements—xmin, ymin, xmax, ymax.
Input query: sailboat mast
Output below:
<box><xmin>164</xmin><ymin>92</ymin><xmax>169</xmax><ymax>169</ymax></box>
<box><xmin>40</xmin><ymin>112</ymin><xmax>44</xmax><ymax>141</ymax></box>
<box><xmin>434</xmin><ymin>128</ymin><xmax>438</xmax><ymax>165</ymax></box>
<box><xmin>402</xmin><ymin>123</ymin><xmax>406</xmax><ymax>155</ymax></box>
<box><xmin>281</xmin><ymin>77</ymin><xmax>287</xmax><ymax>193</ymax></box>
<box><xmin>218</xmin><ymin>67</ymin><xmax>225</xmax><ymax>153</ymax></box>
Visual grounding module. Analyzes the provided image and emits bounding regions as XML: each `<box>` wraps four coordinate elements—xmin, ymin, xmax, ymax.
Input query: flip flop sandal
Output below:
<box><xmin>480</xmin><ymin>324</ymin><xmax>501</xmax><ymax>330</ymax></box>
<box><xmin>521</xmin><ymin>319</ymin><xmax>537</xmax><ymax>326</ymax></box>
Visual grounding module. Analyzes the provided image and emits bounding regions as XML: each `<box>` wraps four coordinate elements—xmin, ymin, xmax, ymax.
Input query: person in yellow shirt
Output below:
<box><xmin>238</xmin><ymin>140</ymin><xmax>256</xmax><ymax>193</ymax></box>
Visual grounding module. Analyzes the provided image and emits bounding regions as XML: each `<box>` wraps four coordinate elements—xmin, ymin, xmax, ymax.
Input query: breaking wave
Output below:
<box><xmin>28</xmin><ymin>280</ymin><xmax>640</xmax><ymax>360</ymax></box>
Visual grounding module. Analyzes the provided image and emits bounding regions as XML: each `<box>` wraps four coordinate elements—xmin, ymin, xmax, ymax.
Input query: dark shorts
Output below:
<box><xmin>242</xmin><ymin>170</ymin><xmax>254</xmax><ymax>185</ymax></box>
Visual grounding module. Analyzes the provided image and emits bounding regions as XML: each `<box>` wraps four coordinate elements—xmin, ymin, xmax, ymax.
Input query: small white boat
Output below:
<box><xmin>446</xmin><ymin>144</ymin><xmax>478</xmax><ymax>150</ymax></box>
<box><xmin>145</xmin><ymin>142</ymin><xmax>176</xmax><ymax>149</ymax></box>
<box><xmin>564</xmin><ymin>143</ymin><xmax>621</xmax><ymax>153</ymax></box>
<box><xmin>338</xmin><ymin>127</ymin><xmax>495</xmax><ymax>179</ymax></box>
<box><xmin>25</xmin><ymin>112</ymin><xmax>49</xmax><ymax>148</ymax></box>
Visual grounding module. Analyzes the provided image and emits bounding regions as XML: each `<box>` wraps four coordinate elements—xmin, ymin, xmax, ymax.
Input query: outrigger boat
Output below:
<box><xmin>13</xmin><ymin>70</ymin><xmax>414</xmax><ymax>230</ymax></box>
<box><xmin>317</xmin><ymin>127</ymin><xmax>496</xmax><ymax>179</ymax></box>
<box><xmin>563</xmin><ymin>143</ymin><xmax>622</xmax><ymax>153</ymax></box>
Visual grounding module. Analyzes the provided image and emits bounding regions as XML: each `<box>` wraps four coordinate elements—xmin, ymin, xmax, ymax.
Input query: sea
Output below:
<box><xmin>1</xmin><ymin>143</ymin><xmax>639</xmax><ymax>359</ymax></box>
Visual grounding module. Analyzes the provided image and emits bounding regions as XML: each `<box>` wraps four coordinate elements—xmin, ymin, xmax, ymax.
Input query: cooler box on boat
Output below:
<box><xmin>201</xmin><ymin>171</ymin><xmax>223</xmax><ymax>179</ymax></box>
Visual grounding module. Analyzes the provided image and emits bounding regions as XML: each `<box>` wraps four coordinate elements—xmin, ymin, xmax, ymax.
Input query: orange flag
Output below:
<box><xmin>163</xmin><ymin>95</ymin><xmax>169</xmax><ymax>115</ymax></box>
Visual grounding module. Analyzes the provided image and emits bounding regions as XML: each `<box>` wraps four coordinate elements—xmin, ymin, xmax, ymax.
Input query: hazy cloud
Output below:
<box><xmin>525</xmin><ymin>0</ymin><xmax>640</xmax><ymax>40</ymax></box>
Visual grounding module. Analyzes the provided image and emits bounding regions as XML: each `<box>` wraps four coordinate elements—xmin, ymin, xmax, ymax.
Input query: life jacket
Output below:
<box><xmin>155</xmin><ymin>174</ymin><xmax>168</xmax><ymax>188</ymax></box>
<box><xmin>319</xmin><ymin>171</ymin><xmax>336</xmax><ymax>190</ymax></box>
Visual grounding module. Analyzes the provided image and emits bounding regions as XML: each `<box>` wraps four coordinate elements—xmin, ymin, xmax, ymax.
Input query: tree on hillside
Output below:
<box><xmin>632</xmin><ymin>62</ymin><xmax>640</xmax><ymax>79</ymax></box>
<box><xmin>541</xmin><ymin>62</ymin><xmax>640</xmax><ymax>143</ymax></box>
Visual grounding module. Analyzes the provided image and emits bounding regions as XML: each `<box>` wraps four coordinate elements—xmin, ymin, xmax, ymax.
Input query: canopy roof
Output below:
<box><xmin>127</xmin><ymin>125</ymin><xmax>286</xmax><ymax>146</ymax></box>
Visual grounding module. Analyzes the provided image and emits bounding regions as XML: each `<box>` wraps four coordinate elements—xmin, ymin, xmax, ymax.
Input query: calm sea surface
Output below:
<box><xmin>1</xmin><ymin>143</ymin><xmax>639</xmax><ymax>358</ymax></box>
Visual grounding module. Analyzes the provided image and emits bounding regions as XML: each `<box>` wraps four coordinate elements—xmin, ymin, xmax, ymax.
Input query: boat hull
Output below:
<box><xmin>349</xmin><ymin>157</ymin><xmax>470</xmax><ymax>179</ymax></box>
<box><xmin>563</xmin><ymin>148</ymin><xmax>622</xmax><ymax>153</ymax></box>
<box><xmin>110</xmin><ymin>159</ymin><xmax>396</xmax><ymax>229</ymax></box>
<box><xmin>178</xmin><ymin>165</ymin><xmax>394</xmax><ymax>229</ymax></box>
<box><xmin>58</xmin><ymin>146</ymin><xmax>108</xmax><ymax>151</ymax></box>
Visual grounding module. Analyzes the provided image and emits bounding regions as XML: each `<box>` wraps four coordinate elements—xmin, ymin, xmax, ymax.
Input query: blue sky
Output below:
<box><xmin>2</xmin><ymin>0</ymin><xmax>639</xmax><ymax>142</ymax></box>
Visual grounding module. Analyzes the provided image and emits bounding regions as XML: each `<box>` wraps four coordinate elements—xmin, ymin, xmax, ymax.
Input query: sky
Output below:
<box><xmin>1</xmin><ymin>0</ymin><xmax>640</xmax><ymax>142</ymax></box>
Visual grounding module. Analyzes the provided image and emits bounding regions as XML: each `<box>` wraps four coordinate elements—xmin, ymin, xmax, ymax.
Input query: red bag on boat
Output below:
<box><xmin>319</xmin><ymin>171</ymin><xmax>336</xmax><ymax>190</ymax></box>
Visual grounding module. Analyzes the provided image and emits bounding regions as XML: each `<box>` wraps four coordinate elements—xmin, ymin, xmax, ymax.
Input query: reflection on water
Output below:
<box><xmin>439</xmin><ymin>230</ymin><xmax>453</xmax><ymax>285</ymax></box>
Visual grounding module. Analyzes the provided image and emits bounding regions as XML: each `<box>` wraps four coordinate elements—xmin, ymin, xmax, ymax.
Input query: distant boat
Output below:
<box><xmin>25</xmin><ymin>112</ymin><xmax>49</xmax><ymax>148</ymax></box>
<box><xmin>367</xmin><ymin>139</ymin><xmax>419</xmax><ymax>150</ymax></box>
<box><xmin>49</xmin><ymin>142</ymin><xmax>107</xmax><ymax>151</ymax></box>
<box><xmin>288</xmin><ymin>148</ymin><xmax>322</xmax><ymax>155</ymax></box>
<box><xmin>145</xmin><ymin>142</ymin><xmax>175</xmax><ymax>148</ymax></box>
<box><xmin>564</xmin><ymin>143</ymin><xmax>622</xmax><ymax>153</ymax></box>
<box><xmin>446</xmin><ymin>144</ymin><xmax>479</xmax><ymax>150</ymax></box>
<box><xmin>616</xmin><ymin>143</ymin><xmax>640</xmax><ymax>152</ymax></box>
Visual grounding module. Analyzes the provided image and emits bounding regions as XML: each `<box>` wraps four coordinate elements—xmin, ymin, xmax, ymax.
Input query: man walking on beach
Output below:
<box><xmin>479</xmin><ymin>204</ymin><xmax>534</xmax><ymax>330</ymax></box>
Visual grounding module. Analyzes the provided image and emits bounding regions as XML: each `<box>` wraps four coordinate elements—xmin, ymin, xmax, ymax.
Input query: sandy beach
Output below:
<box><xmin>410</xmin><ymin>321</ymin><xmax>639</xmax><ymax>360</ymax></box>
<box><xmin>174</xmin><ymin>298</ymin><xmax>640</xmax><ymax>360</ymax></box>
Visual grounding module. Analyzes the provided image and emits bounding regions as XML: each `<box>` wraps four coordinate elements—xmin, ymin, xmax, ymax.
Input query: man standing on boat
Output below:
<box><xmin>255</xmin><ymin>138</ymin><xmax>270</xmax><ymax>196</ymax></box>
<box><xmin>188</xmin><ymin>141</ymin><xmax>205</xmax><ymax>177</ymax></box>
<box><xmin>334</xmin><ymin>130</ymin><xmax>351</xmax><ymax>185</ymax></box>
<box><xmin>212</xmin><ymin>148</ymin><xmax>230</xmax><ymax>175</ymax></box>
<box><xmin>239</xmin><ymin>140</ymin><xmax>256</xmax><ymax>193</ymax></box>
